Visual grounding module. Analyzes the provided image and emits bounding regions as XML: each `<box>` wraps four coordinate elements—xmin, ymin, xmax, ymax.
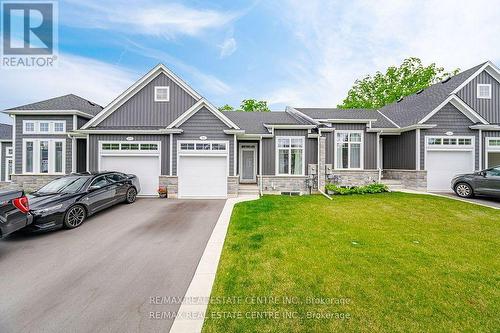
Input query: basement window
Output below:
<box><xmin>477</xmin><ymin>84</ymin><xmax>491</xmax><ymax>99</ymax></box>
<box><xmin>154</xmin><ymin>86</ymin><xmax>170</xmax><ymax>102</ymax></box>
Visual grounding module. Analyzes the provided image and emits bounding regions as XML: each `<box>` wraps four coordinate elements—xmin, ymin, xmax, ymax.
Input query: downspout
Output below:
<box><xmin>376</xmin><ymin>131</ymin><xmax>381</xmax><ymax>183</ymax></box>
<box><xmin>478</xmin><ymin>129</ymin><xmax>482</xmax><ymax>170</ymax></box>
<box><xmin>259</xmin><ymin>137</ymin><xmax>263</xmax><ymax>196</ymax></box>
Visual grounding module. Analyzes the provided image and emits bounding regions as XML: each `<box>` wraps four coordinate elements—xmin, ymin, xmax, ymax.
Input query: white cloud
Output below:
<box><xmin>265</xmin><ymin>0</ymin><xmax>500</xmax><ymax>108</ymax></box>
<box><xmin>219</xmin><ymin>37</ymin><xmax>237</xmax><ymax>58</ymax></box>
<box><xmin>63</xmin><ymin>0</ymin><xmax>239</xmax><ymax>38</ymax></box>
<box><xmin>0</xmin><ymin>55</ymin><xmax>135</xmax><ymax>123</ymax></box>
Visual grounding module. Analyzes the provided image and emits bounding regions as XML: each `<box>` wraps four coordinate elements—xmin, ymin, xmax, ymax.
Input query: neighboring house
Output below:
<box><xmin>0</xmin><ymin>123</ymin><xmax>13</xmax><ymax>183</ymax></box>
<box><xmin>2</xmin><ymin>61</ymin><xmax>500</xmax><ymax>197</ymax></box>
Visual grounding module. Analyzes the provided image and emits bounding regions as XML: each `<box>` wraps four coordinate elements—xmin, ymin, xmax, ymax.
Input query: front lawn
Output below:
<box><xmin>203</xmin><ymin>193</ymin><xmax>499</xmax><ymax>332</ymax></box>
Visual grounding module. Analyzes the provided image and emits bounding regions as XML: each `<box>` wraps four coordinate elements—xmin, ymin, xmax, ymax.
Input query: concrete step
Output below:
<box><xmin>381</xmin><ymin>179</ymin><xmax>403</xmax><ymax>185</ymax></box>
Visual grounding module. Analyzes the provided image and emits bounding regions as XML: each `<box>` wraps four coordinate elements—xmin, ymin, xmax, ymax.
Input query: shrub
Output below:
<box><xmin>325</xmin><ymin>183</ymin><xmax>388</xmax><ymax>195</ymax></box>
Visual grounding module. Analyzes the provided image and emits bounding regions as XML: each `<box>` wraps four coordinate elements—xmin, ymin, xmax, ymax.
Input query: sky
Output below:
<box><xmin>1</xmin><ymin>0</ymin><xmax>500</xmax><ymax>124</ymax></box>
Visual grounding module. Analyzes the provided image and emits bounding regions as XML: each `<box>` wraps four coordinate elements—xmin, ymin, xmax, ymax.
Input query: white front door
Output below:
<box><xmin>5</xmin><ymin>157</ymin><xmax>12</xmax><ymax>182</ymax></box>
<box><xmin>239</xmin><ymin>144</ymin><xmax>256</xmax><ymax>183</ymax></box>
<box><xmin>178</xmin><ymin>155</ymin><xmax>227</xmax><ymax>198</ymax></box>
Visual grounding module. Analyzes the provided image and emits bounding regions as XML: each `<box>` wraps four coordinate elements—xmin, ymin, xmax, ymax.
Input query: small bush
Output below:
<box><xmin>325</xmin><ymin>183</ymin><xmax>388</xmax><ymax>195</ymax></box>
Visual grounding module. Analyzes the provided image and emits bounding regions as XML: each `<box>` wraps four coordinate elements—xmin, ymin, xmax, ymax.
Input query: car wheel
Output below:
<box><xmin>64</xmin><ymin>205</ymin><xmax>87</xmax><ymax>229</ymax></box>
<box><xmin>454</xmin><ymin>182</ymin><xmax>474</xmax><ymax>198</ymax></box>
<box><xmin>125</xmin><ymin>187</ymin><xmax>137</xmax><ymax>204</ymax></box>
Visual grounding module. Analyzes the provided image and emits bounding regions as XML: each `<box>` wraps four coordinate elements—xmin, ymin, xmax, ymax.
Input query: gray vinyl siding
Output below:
<box><xmin>14</xmin><ymin>115</ymin><xmax>74</xmax><ymax>174</ymax></box>
<box><xmin>98</xmin><ymin>73</ymin><xmax>198</xmax><ymax>127</ymax></box>
<box><xmin>457</xmin><ymin>71</ymin><xmax>500</xmax><ymax>124</ymax></box>
<box><xmin>421</xmin><ymin>102</ymin><xmax>479</xmax><ymax>170</ymax></box>
<box><xmin>88</xmin><ymin>134</ymin><xmax>169</xmax><ymax>174</ymax></box>
<box><xmin>77</xmin><ymin>116</ymin><xmax>89</xmax><ymax>129</ymax></box>
<box><xmin>261</xmin><ymin>129</ymin><xmax>317</xmax><ymax>176</ymax></box>
<box><xmin>482</xmin><ymin>131</ymin><xmax>500</xmax><ymax>168</ymax></box>
<box><xmin>382</xmin><ymin>130</ymin><xmax>416</xmax><ymax>169</ymax></box>
<box><xmin>324</xmin><ymin>124</ymin><xmax>377</xmax><ymax>169</ymax></box>
<box><xmin>173</xmin><ymin>107</ymin><xmax>234</xmax><ymax>176</ymax></box>
<box><xmin>1</xmin><ymin>142</ymin><xmax>12</xmax><ymax>181</ymax></box>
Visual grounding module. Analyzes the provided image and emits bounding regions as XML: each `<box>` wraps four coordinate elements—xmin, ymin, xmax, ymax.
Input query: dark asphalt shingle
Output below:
<box><xmin>7</xmin><ymin>94</ymin><xmax>103</xmax><ymax>116</ymax></box>
<box><xmin>295</xmin><ymin>108</ymin><xmax>397</xmax><ymax>128</ymax></box>
<box><xmin>224</xmin><ymin>111</ymin><xmax>307</xmax><ymax>134</ymax></box>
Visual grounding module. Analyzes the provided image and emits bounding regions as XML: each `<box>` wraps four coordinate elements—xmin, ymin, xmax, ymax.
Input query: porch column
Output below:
<box><xmin>318</xmin><ymin>136</ymin><xmax>326</xmax><ymax>192</ymax></box>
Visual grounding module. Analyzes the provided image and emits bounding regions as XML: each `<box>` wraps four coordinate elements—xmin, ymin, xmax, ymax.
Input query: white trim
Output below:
<box><xmin>167</xmin><ymin>99</ymin><xmax>239</xmax><ymax>130</ymax></box>
<box><xmin>316</xmin><ymin>119</ymin><xmax>376</xmax><ymax>124</ymax></box>
<box><xmin>5</xmin><ymin>110</ymin><xmax>94</xmax><ymax>118</ymax></box>
<box><xmin>416</xmin><ymin>129</ymin><xmax>421</xmax><ymax>170</ymax></box>
<box><xmin>22</xmin><ymin>138</ymin><xmax>66</xmax><ymax>175</ymax></box>
<box><xmin>333</xmin><ymin>130</ymin><xmax>364</xmax><ymax>170</ymax></box>
<box><xmin>11</xmin><ymin>115</ymin><xmax>15</xmax><ymax>175</ymax></box>
<box><xmin>154</xmin><ymin>86</ymin><xmax>170</xmax><ymax>102</ymax></box>
<box><xmin>82</xmin><ymin>64</ymin><xmax>203</xmax><ymax>129</ymax></box>
<box><xmin>377</xmin><ymin>110</ymin><xmax>400</xmax><ymax>128</ymax></box>
<box><xmin>485</xmin><ymin>137</ymin><xmax>500</xmax><ymax>168</ymax></box>
<box><xmin>470</xmin><ymin>124</ymin><xmax>500</xmax><ymax>130</ymax></box>
<box><xmin>376</xmin><ymin>132</ymin><xmax>381</xmax><ymax>170</ymax></box>
<box><xmin>275</xmin><ymin>136</ymin><xmax>306</xmax><ymax>176</ymax></box>
<box><xmin>233</xmin><ymin>135</ymin><xmax>237</xmax><ymax>176</ymax></box>
<box><xmin>86</xmin><ymin>134</ymin><xmax>90</xmax><ymax>172</ymax></box>
<box><xmin>98</xmin><ymin>140</ymin><xmax>161</xmax><ymax>174</ymax></box>
<box><xmin>72</xmin><ymin>115</ymin><xmax>77</xmax><ymax>173</ymax></box>
<box><xmin>418</xmin><ymin>95</ymin><xmax>489</xmax><ymax>125</ymax></box>
<box><xmin>367</xmin><ymin>124</ymin><xmax>437</xmax><ymax>133</ymax></box>
<box><xmin>239</xmin><ymin>142</ymin><xmax>257</xmax><ymax>183</ymax></box>
<box><xmin>22</xmin><ymin>120</ymin><xmax>67</xmax><ymax>134</ymax></box>
<box><xmin>169</xmin><ymin>133</ymin><xmax>173</xmax><ymax>176</ymax></box>
<box><xmin>424</xmin><ymin>135</ymin><xmax>476</xmax><ymax>172</ymax></box>
<box><xmin>285</xmin><ymin>106</ymin><xmax>320</xmax><ymax>125</ymax></box>
<box><xmin>477</xmin><ymin>83</ymin><xmax>492</xmax><ymax>99</ymax></box>
<box><xmin>264</xmin><ymin>124</ymin><xmax>316</xmax><ymax>130</ymax></box>
<box><xmin>451</xmin><ymin>61</ymin><xmax>500</xmax><ymax>94</ymax></box>
<box><xmin>76</xmin><ymin>129</ymin><xmax>183</xmax><ymax>134</ymax></box>
<box><xmin>479</xmin><ymin>129</ymin><xmax>482</xmax><ymax>170</ymax></box>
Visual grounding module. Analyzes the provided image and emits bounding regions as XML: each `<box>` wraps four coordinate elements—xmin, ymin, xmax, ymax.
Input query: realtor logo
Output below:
<box><xmin>1</xmin><ymin>1</ymin><xmax>58</xmax><ymax>68</ymax></box>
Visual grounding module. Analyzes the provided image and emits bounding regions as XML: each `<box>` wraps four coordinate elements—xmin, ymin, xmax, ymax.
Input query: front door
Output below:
<box><xmin>240</xmin><ymin>145</ymin><xmax>256</xmax><ymax>183</ymax></box>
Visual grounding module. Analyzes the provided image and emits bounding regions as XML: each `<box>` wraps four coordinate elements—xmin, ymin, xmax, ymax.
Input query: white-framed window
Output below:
<box><xmin>6</xmin><ymin>147</ymin><xmax>13</xmax><ymax>156</ymax></box>
<box><xmin>22</xmin><ymin>120</ymin><xmax>66</xmax><ymax>134</ymax></box>
<box><xmin>101</xmin><ymin>142</ymin><xmax>159</xmax><ymax>152</ymax></box>
<box><xmin>427</xmin><ymin>136</ymin><xmax>474</xmax><ymax>148</ymax></box>
<box><xmin>477</xmin><ymin>84</ymin><xmax>492</xmax><ymax>99</ymax></box>
<box><xmin>154</xmin><ymin>86</ymin><xmax>170</xmax><ymax>102</ymax></box>
<box><xmin>486</xmin><ymin>137</ymin><xmax>500</xmax><ymax>168</ymax></box>
<box><xmin>335</xmin><ymin>130</ymin><xmax>363</xmax><ymax>169</ymax></box>
<box><xmin>275</xmin><ymin>136</ymin><xmax>305</xmax><ymax>176</ymax></box>
<box><xmin>179</xmin><ymin>142</ymin><xmax>227</xmax><ymax>152</ymax></box>
<box><xmin>22</xmin><ymin>139</ymin><xmax>66</xmax><ymax>174</ymax></box>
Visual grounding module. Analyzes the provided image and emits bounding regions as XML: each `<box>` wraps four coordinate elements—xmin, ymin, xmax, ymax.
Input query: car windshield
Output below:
<box><xmin>37</xmin><ymin>177</ymin><xmax>89</xmax><ymax>194</ymax></box>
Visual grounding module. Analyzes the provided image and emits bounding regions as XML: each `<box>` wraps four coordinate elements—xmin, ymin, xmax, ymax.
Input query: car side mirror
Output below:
<box><xmin>88</xmin><ymin>185</ymin><xmax>100</xmax><ymax>192</ymax></box>
<box><xmin>480</xmin><ymin>171</ymin><xmax>487</xmax><ymax>177</ymax></box>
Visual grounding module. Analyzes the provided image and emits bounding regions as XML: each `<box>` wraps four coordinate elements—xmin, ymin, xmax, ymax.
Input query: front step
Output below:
<box><xmin>238</xmin><ymin>184</ymin><xmax>259</xmax><ymax>195</ymax></box>
<box><xmin>381</xmin><ymin>179</ymin><xmax>404</xmax><ymax>192</ymax></box>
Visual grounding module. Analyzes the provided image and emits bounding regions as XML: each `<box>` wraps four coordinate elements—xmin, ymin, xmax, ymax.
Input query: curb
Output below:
<box><xmin>397</xmin><ymin>189</ymin><xmax>500</xmax><ymax>210</ymax></box>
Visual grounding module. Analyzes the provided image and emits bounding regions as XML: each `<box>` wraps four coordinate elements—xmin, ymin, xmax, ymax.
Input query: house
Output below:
<box><xmin>0</xmin><ymin>123</ymin><xmax>13</xmax><ymax>183</ymax></box>
<box><xmin>2</xmin><ymin>61</ymin><xmax>500</xmax><ymax>197</ymax></box>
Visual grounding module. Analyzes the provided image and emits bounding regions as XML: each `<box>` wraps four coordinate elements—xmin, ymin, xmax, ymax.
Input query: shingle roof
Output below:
<box><xmin>83</xmin><ymin>126</ymin><xmax>166</xmax><ymax>131</ymax></box>
<box><xmin>7</xmin><ymin>94</ymin><xmax>103</xmax><ymax>115</ymax></box>
<box><xmin>378</xmin><ymin>63</ymin><xmax>485</xmax><ymax>127</ymax></box>
<box><xmin>295</xmin><ymin>108</ymin><xmax>397</xmax><ymax>128</ymax></box>
<box><xmin>0</xmin><ymin>123</ymin><xmax>12</xmax><ymax>140</ymax></box>
<box><xmin>224</xmin><ymin>111</ymin><xmax>306</xmax><ymax>134</ymax></box>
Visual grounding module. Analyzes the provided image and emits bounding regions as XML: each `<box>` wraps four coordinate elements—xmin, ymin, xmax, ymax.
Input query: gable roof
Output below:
<box><xmin>0</xmin><ymin>123</ymin><xmax>12</xmax><ymax>140</ymax></box>
<box><xmin>82</xmin><ymin>63</ymin><xmax>203</xmax><ymax>129</ymax></box>
<box><xmin>5</xmin><ymin>94</ymin><xmax>103</xmax><ymax>116</ymax></box>
<box><xmin>294</xmin><ymin>108</ymin><xmax>397</xmax><ymax>128</ymax></box>
<box><xmin>168</xmin><ymin>99</ymin><xmax>239</xmax><ymax>129</ymax></box>
<box><xmin>224</xmin><ymin>111</ymin><xmax>307</xmax><ymax>134</ymax></box>
<box><xmin>378</xmin><ymin>63</ymin><xmax>487</xmax><ymax>127</ymax></box>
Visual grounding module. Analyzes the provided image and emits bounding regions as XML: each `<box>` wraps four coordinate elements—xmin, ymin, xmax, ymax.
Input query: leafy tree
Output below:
<box><xmin>338</xmin><ymin>57</ymin><xmax>460</xmax><ymax>109</ymax></box>
<box><xmin>218</xmin><ymin>104</ymin><xmax>234</xmax><ymax>112</ymax></box>
<box><xmin>218</xmin><ymin>99</ymin><xmax>271</xmax><ymax>112</ymax></box>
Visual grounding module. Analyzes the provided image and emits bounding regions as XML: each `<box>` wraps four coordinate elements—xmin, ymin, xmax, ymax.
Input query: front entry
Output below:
<box><xmin>239</xmin><ymin>143</ymin><xmax>257</xmax><ymax>183</ymax></box>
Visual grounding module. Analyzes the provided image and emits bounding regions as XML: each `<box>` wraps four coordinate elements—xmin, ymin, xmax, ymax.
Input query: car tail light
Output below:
<box><xmin>13</xmin><ymin>196</ymin><xmax>30</xmax><ymax>213</ymax></box>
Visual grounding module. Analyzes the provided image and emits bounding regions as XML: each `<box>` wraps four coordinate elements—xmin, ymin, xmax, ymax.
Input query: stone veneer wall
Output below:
<box><xmin>227</xmin><ymin>176</ymin><xmax>239</xmax><ymax>197</ymax></box>
<box><xmin>327</xmin><ymin>170</ymin><xmax>380</xmax><ymax>187</ymax></box>
<box><xmin>259</xmin><ymin>175</ymin><xmax>310</xmax><ymax>194</ymax></box>
<box><xmin>159</xmin><ymin>176</ymin><xmax>178</xmax><ymax>198</ymax></box>
<box><xmin>382</xmin><ymin>170</ymin><xmax>427</xmax><ymax>191</ymax></box>
<box><xmin>10</xmin><ymin>175</ymin><xmax>60</xmax><ymax>192</ymax></box>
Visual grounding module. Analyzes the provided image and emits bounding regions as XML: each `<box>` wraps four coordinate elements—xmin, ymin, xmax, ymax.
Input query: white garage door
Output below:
<box><xmin>427</xmin><ymin>151</ymin><xmax>474</xmax><ymax>191</ymax></box>
<box><xmin>178</xmin><ymin>156</ymin><xmax>227</xmax><ymax>198</ymax></box>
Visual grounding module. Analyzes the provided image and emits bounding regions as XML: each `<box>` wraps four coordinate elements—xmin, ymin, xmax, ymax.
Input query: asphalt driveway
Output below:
<box><xmin>0</xmin><ymin>198</ymin><xmax>226</xmax><ymax>333</ymax></box>
<box><xmin>431</xmin><ymin>192</ymin><xmax>500</xmax><ymax>209</ymax></box>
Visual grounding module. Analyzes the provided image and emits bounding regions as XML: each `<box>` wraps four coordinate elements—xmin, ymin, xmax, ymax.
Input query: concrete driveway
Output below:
<box><xmin>432</xmin><ymin>192</ymin><xmax>500</xmax><ymax>209</ymax></box>
<box><xmin>0</xmin><ymin>198</ymin><xmax>226</xmax><ymax>333</ymax></box>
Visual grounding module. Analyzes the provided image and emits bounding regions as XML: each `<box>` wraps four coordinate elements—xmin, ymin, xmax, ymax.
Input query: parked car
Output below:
<box><xmin>0</xmin><ymin>189</ymin><xmax>32</xmax><ymax>238</ymax></box>
<box><xmin>26</xmin><ymin>172</ymin><xmax>140</xmax><ymax>232</ymax></box>
<box><xmin>451</xmin><ymin>166</ymin><xmax>500</xmax><ymax>198</ymax></box>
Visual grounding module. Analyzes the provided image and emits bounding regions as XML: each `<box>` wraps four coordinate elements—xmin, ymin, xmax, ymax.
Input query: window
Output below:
<box><xmin>140</xmin><ymin>143</ymin><xmax>158</xmax><ymax>150</ymax></box>
<box><xmin>335</xmin><ymin>131</ymin><xmax>362</xmax><ymax>169</ymax></box>
<box><xmin>89</xmin><ymin>176</ymin><xmax>112</xmax><ymax>189</ymax></box>
<box><xmin>276</xmin><ymin>137</ymin><xmax>304</xmax><ymax>175</ymax></box>
<box><xmin>25</xmin><ymin>122</ymin><xmax>35</xmax><ymax>133</ymax></box>
<box><xmin>477</xmin><ymin>84</ymin><xmax>492</xmax><ymax>99</ymax></box>
<box><xmin>180</xmin><ymin>143</ymin><xmax>195</xmax><ymax>150</ymax></box>
<box><xmin>196</xmin><ymin>143</ymin><xmax>211</xmax><ymax>150</ymax></box>
<box><xmin>488</xmin><ymin>139</ymin><xmax>500</xmax><ymax>147</ymax></box>
<box><xmin>22</xmin><ymin>120</ymin><xmax>66</xmax><ymax>134</ymax></box>
<box><xmin>486</xmin><ymin>167</ymin><xmax>500</xmax><ymax>177</ymax></box>
<box><xmin>179</xmin><ymin>142</ymin><xmax>227</xmax><ymax>152</ymax></box>
<box><xmin>121</xmin><ymin>143</ymin><xmax>139</xmax><ymax>150</ymax></box>
<box><xmin>102</xmin><ymin>143</ymin><xmax>120</xmax><ymax>150</ymax></box>
<box><xmin>101</xmin><ymin>142</ymin><xmax>160</xmax><ymax>152</ymax></box>
<box><xmin>23</xmin><ymin>139</ymin><xmax>65</xmax><ymax>174</ymax></box>
<box><xmin>107</xmin><ymin>173</ymin><xmax>127</xmax><ymax>182</ymax></box>
<box><xmin>154</xmin><ymin>86</ymin><xmax>170</xmax><ymax>102</ymax></box>
<box><xmin>211</xmin><ymin>143</ymin><xmax>226</xmax><ymax>150</ymax></box>
<box><xmin>427</xmin><ymin>137</ymin><xmax>473</xmax><ymax>147</ymax></box>
<box><xmin>6</xmin><ymin>147</ymin><xmax>13</xmax><ymax>156</ymax></box>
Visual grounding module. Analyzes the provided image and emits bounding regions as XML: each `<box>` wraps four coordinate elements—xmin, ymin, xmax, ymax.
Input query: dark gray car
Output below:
<box><xmin>451</xmin><ymin>166</ymin><xmax>500</xmax><ymax>198</ymax></box>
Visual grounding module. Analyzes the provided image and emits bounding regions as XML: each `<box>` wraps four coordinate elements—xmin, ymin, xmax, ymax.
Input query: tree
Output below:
<box><xmin>338</xmin><ymin>57</ymin><xmax>460</xmax><ymax>109</ymax></box>
<box><xmin>218</xmin><ymin>99</ymin><xmax>271</xmax><ymax>112</ymax></box>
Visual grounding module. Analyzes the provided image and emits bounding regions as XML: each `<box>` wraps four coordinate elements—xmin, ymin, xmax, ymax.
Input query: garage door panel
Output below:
<box><xmin>178</xmin><ymin>156</ymin><xmax>227</xmax><ymax>198</ymax></box>
<box><xmin>101</xmin><ymin>155</ymin><xmax>159</xmax><ymax>196</ymax></box>
<box><xmin>427</xmin><ymin>151</ymin><xmax>474</xmax><ymax>191</ymax></box>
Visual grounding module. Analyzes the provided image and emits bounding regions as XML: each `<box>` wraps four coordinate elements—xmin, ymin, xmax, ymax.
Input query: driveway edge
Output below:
<box><xmin>169</xmin><ymin>195</ymin><xmax>260</xmax><ymax>333</ymax></box>
<box><xmin>397</xmin><ymin>189</ymin><xmax>500</xmax><ymax>210</ymax></box>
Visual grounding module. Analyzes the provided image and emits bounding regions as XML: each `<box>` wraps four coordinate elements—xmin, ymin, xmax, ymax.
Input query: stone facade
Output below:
<box><xmin>227</xmin><ymin>176</ymin><xmax>239</xmax><ymax>197</ymax></box>
<box><xmin>318</xmin><ymin>137</ymin><xmax>326</xmax><ymax>192</ymax></box>
<box><xmin>258</xmin><ymin>175</ymin><xmax>311</xmax><ymax>194</ymax></box>
<box><xmin>10</xmin><ymin>174</ymin><xmax>60</xmax><ymax>193</ymax></box>
<box><xmin>382</xmin><ymin>170</ymin><xmax>427</xmax><ymax>191</ymax></box>
<box><xmin>326</xmin><ymin>170</ymin><xmax>380</xmax><ymax>187</ymax></box>
<box><xmin>159</xmin><ymin>175</ymin><xmax>178</xmax><ymax>198</ymax></box>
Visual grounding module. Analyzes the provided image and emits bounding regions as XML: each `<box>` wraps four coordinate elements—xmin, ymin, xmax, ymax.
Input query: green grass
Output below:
<box><xmin>202</xmin><ymin>193</ymin><xmax>500</xmax><ymax>333</ymax></box>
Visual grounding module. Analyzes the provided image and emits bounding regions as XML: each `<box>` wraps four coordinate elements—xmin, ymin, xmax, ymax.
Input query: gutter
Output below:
<box><xmin>74</xmin><ymin>128</ymin><xmax>184</xmax><ymax>134</ymax></box>
<box><xmin>3</xmin><ymin>109</ymin><xmax>95</xmax><ymax>119</ymax></box>
<box><xmin>367</xmin><ymin>124</ymin><xmax>437</xmax><ymax>133</ymax></box>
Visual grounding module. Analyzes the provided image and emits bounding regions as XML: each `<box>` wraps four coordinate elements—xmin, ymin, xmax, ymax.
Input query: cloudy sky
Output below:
<box><xmin>1</xmin><ymin>0</ymin><xmax>499</xmax><ymax>123</ymax></box>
